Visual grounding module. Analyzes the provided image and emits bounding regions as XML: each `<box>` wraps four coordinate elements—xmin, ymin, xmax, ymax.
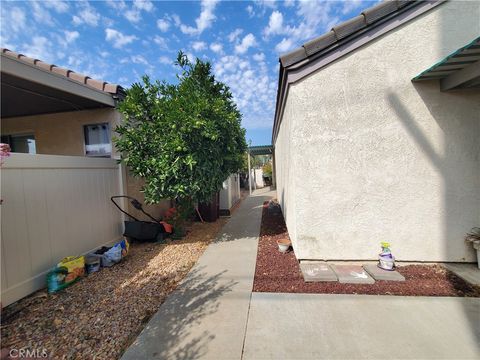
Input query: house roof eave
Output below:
<box><xmin>271</xmin><ymin>0</ymin><xmax>445</xmax><ymax>145</ymax></box>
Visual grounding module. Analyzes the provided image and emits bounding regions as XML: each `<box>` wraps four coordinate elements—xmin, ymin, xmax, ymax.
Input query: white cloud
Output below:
<box><xmin>213</xmin><ymin>54</ymin><xmax>276</xmax><ymax>129</ymax></box>
<box><xmin>171</xmin><ymin>14</ymin><xmax>182</xmax><ymax>27</ymax></box>
<box><xmin>210</xmin><ymin>42</ymin><xmax>223</xmax><ymax>54</ymax></box>
<box><xmin>153</xmin><ymin>35</ymin><xmax>169</xmax><ymax>50</ymax></box>
<box><xmin>235</xmin><ymin>33</ymin><xmax>256</xmax><ymax>54</ymax></box>
<box><xmin>72</xmin><ymin>2</ymin><xmax>100</xmax><ymax>27</ymax></box>
<box><xmin>157</xmin><ymin>18</ymin><xmax>170</xmax><ymax>32</ymax></box>
<box><xmin>131</xmin><ymin>55</ymin><xmax>149</xmax><ymax>65</ymax></box>
<box><xmin>192</xmin><ymin>41</ymin><xmax>207</xmax><ymax>51</ymax></box>
<box><xmin>134</xmin><ymin>0</ymin><xmax>154</xmax><ymax>12</ymax></box>
<box><xmin>284</xmin><ymin>0</ymin><xmax>295</xmax><ymax>7</ymax></box>
<box><xmin>267</xmin><ymin>1</ymin><xmax>338</xmax><ymax>54</ymax></box>
<box><xmin>43</xmin><ymin>1</ymin><xmax>70</xmax><ymax>13</ymax></box>
<box><xmin>178</xmin><ymin>0</ymin><xmax>219</xmax><ymax>35</ymax></box>
<box><xmin>185</xmin><ymin>52</ymin><xmax>196</xmax><ymax>63</ymax></box>
<box><xmin>159</xmin><ymin>56</ymin><xmax>171</xmax><ymax>65</ymax></box>
<box><xmin>246</xmin><ymin>5</ymin><xmax>254</xmax><ymax>17</ymax></box>
<box><xmin>125</xmin><ymin>9</ymin><xmax>142</xmax><ymax>23</ymax></box>
<box><xmin>228</xmin><ymin>28</ymin><xmax>243</xmax><ymax>42</ymax></box>
<box><xmin>8</xmin><ymin>7</ymin><xmax>26</xmax><ymax>33</ymax></box>
<box><xmin>263</xmin><ymin>10</ymin><xmax>284</xmax><ymax>37</ymax></box>
<box><xmin>113</xmin><ymin>0</ymin><xmax>154</xmax><ymax>24</ymax></box>
<box><xmin>106</xmin><ymin>0</ymin><xmax>126</xmax><ymax>10</ymax></box>
<box><xmin>275</xmin><ymin>37</ymin><xmax>294</xmax><ymax>53</ymax></box>
<box><xmin>255</xmin><ymin>0</ymin><xmax>277</xmax><ymax>9</ymax></box>
<box><xmin>105</xmin><ymin>28</ymin><xmax>137</xmax><ymax>48</ymax></box>
<box><xmin>253</xmin><ymin>52</ymin><xmax>265</xmax><ymax>62</ymax></box>
<box><xmin>342</xmin><ymin>0</ymin><xmax>363</xmax><ymax>15</ymax></box>
<box><xmin>21</xmin><ymin>36</ymin><xmax>53</xmax><ymax>62</ymax></box>
<box><xmin>31</xmin><ymin>2</ymin><xmax>54</xmax><ymax>25</ymax></box>
<box><xmin>65</xmin><ymin>30</ymin><xmax>79</xmax><ymax>44</ymax></box>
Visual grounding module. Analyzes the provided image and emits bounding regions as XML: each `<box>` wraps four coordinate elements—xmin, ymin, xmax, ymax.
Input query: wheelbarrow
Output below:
<box><xmin>111</xmin><ymin>195</ymin><xmax>173</xmax><ymax>242</ymax></box>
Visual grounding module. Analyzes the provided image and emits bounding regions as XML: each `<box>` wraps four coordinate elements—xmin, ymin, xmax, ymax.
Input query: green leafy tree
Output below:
<box><xmin>114</xmin><ymin>52</ymin><xmax>247</xmax><ymax>207</ymax></box>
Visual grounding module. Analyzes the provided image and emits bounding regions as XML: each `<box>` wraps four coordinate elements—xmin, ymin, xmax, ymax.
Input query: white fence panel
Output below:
<box><xmin>219</xmin><ymin>173</ymin><xmax>241</xmax><ymax>211</ymax></box>
<box><xmin>1</xmin><ymin>154</ymin><xmax>124</xmax><ymax>306</ymax></box>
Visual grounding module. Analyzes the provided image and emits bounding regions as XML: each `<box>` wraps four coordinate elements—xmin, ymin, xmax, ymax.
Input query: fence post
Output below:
<box><xmin>118</xmin><ymin>163</ymin><xmax>128</xmax><ymax>224</ymax></box>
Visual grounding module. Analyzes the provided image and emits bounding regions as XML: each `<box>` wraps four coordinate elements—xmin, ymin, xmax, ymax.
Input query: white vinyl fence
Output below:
<box><xmin>1</xmin><ymin>154</ymin><xmax>126</xmax><ymax>306</ymax></box>
<box><xmin>219</xmin><ymin>173</ymin><xmax>241</xmax><ymax>212</ymax></box>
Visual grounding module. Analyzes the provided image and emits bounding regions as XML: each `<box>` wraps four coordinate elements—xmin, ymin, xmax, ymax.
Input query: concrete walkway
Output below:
<box><xmin>243</xmin><ymin>293</ymin><xmax>480</xmax><ymax>360</ymax></box>
<box><xmin>122</xmin><ymin>188</ymin><xmax>274</xmax><ymax>360</ymax></box>
<box><xmin>123</xmin><ymin>188</ymin><xmax>480</xmax><ymax>360</ymax></box>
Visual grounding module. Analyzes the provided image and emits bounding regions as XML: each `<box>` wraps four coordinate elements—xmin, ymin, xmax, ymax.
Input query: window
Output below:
<box><xmin>1</xmin><ymin>134</ymin><xmax>36</xmax><ymax>154</ymax></box>
<box><xmin>84</xmin><ymin>123</ymin><xmax>111</xmax><ymax>157</ymax></box>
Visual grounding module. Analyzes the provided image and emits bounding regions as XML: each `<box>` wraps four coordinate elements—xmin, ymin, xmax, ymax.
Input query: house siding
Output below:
<box><xmin>275</xmin><ymin>1</ymin><xmax>480</xmax><ymax>262</ymax></box>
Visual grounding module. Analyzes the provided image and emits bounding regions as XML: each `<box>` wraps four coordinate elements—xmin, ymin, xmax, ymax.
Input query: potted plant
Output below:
<box><xmin>465</xmin><ymin>227</ymin><xmax>480</xmax><ymax>269</ymax></box>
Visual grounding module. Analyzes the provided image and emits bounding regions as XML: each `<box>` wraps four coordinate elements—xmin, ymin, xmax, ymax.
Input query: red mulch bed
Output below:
<box><xmin>253</xmin><ymin>201</ymin><xmax>480</xmax><ymax>297</ymax></box>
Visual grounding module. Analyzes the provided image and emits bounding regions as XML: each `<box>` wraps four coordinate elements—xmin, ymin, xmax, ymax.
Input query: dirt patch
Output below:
<box><xmin>253</xmin><ymin>201</ymin><xmax>480</xmax><ymax>297</ymax></box>
<box><xmin>1</xmin><ymin>218</ymin><xmax>226</xmax><ymax>360</ymax></box>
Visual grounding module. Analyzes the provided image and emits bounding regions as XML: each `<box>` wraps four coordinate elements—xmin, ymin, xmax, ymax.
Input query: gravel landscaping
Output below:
<box><xmin>253</xmin><ymin>201</ymin><xmax>480</xmax><ymax>297</ymax></box>
<box><xmin>1</xmin><ymin>219</ymin><xmax>226</xmax><ymax>359</ymax></box>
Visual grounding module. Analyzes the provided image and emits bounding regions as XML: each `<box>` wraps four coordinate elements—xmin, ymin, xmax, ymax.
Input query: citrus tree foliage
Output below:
<box><xmin>114</xmin><ymin>52</ymin><xmax>247</xmax><ymax>204</ymax></box>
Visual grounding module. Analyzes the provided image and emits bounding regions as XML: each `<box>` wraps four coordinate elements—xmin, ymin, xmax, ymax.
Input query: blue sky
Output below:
<box><xmin>1</xmin><ymin>0</ymin><xmax>376</xmax><ymax>145</ymax></box>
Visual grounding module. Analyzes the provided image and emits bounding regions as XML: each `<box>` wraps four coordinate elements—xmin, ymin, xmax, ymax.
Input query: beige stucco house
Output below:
<box><xmin>1</xmin><ymin>48</ymin><xmax>171</xmax><ymax>220</ymax></box>
<box><xmin>273</xmin><ymin>1</ymin><xmax>480</xmax><ymax>262</ymax></box>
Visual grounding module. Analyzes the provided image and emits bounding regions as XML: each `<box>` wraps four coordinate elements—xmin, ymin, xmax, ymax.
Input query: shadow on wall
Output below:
<box><xmin>387</xmin><ymin>89</ymin><xmax>479</xmax><ymax>262</ymax></box>
<box><xmin>122</xmin><ymin>266</ymin><xmax>237</xmax><ymax>359</ymax></box>
<box><xmin>387</xmin><ymin>88</ymin><xmax>480</xmax><ymax>344</ymax></box>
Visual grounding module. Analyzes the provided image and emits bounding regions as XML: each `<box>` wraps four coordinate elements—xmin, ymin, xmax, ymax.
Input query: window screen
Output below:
<box><xmin>84</xmin><ymin>123</ymin><xmax>111</xmax><ymax>157</ymax></box>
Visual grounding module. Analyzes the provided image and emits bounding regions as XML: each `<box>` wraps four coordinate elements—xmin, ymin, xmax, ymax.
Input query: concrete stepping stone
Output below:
<box><xmin>299</xmin><ymin>262</ymin><xmax>337</xmax><ymax>282</ymax></box>
<box><xmin>363</xmin><ymin>264</ymin><xmax>405</xmax><ymax>281</ymax></box>
<box><xmin>331</xmin><ymin>264</ymin><xmax>375</xmax><ymax>284</ymax></box>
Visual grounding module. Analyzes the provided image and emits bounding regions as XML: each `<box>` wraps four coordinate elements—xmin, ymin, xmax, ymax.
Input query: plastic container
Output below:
<box><xmin>378</xmin><ymin>254</ymin><xmax>395</xmax><ymax>270</ymax></box>
<box><xmin>85</xmin><ymin>254</ymin><xmax>101</xmax><ymax>274</ymax></box>
<box><xmin>277</xmin><ymin>239</ymin><xmax>291</xmax><ymax>253</ymax></box>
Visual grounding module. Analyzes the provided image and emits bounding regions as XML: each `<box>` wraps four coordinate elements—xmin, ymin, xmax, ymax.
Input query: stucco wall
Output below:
<box><xmin>2</xmin><ymin>108</ymin><xmax>123</xmax><ymax>158</ymax></box>
<box><xmin>1</xmin><ymin>108</ymin><xmax>170</xmax><ymax>221</ymax></box>
<box><xmin>275</xmin><ymin>1</ymin><xmax>480</xmax><ymax>262</ymax></box>
<box><xmin>275</xmin><ymin>89</ymin><xmax>298</xmax><ymax>247</ymax></box>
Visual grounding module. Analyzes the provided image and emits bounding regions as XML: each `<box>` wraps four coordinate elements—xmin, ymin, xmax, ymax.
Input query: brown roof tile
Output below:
<box><xmin>1</xmin><ymin>48</ymin><xmax>123</xmax><ymax>95</ymax></box>
<box><xmin>280</xmin><ymin>0</ymin><xmax>420</xmax><ymax>67</ymax></box>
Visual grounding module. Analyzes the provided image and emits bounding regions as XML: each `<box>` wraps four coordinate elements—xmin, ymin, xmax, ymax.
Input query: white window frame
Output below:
<box><xmin>83</xmin><ymin>123</ymin><xmax>112</xmax><ymax>158</ymax></box>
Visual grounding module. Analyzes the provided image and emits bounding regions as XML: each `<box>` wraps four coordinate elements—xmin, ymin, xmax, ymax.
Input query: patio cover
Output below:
<box><xmin>248</xmin><ymin>145</ymin><xmax>273</xmax><ymax>156</ymax></box>
<box><xmin>412</xmin><ymin>37</ymin><xmax>480</xmax><ymax>91</ymax></box>
<box><xmin>1</xmin><ymin>48</ymin><xmax>124</xmax><ymax>118</ymax></box>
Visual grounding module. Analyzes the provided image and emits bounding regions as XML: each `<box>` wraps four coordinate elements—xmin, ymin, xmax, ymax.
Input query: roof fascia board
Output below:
<box><xmin>272</xmin><ymin>66</ymin><xmax>288</xmax><ymax>143</ymax></box>
<box><xmin>440</xmin><ymin>60</ymin><xmax>480</xmax><ymax>91</ymax></box>
<box><xmin>272</xmin><ymin>0</ymin><xmax>445</xmax><ymax>143</ymax></box>
<box><xmin>1</xmin><ymin>55</ymin><xmax>116</xmax><ymax>107</ymax></box>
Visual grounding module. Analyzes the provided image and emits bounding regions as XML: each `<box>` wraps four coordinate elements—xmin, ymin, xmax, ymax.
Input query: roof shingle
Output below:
<box><xmin>280</xmin><ymin>0</ymin><xmax>419</xmax><ymax>67</ymax></box>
